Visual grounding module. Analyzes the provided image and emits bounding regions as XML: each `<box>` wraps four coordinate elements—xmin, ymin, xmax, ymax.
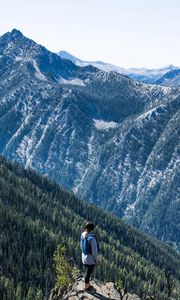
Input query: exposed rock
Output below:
<box><xmin>48</xmin><ymin>280</ymin><xmax>141</xmax><ymax>300</ymax></box>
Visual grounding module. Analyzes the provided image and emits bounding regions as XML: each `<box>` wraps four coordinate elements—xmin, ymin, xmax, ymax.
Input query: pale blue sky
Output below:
<box><xmin>0</xmin><ymin>0</ymin><xmax>179</xmax><ymax>68</ymax></box>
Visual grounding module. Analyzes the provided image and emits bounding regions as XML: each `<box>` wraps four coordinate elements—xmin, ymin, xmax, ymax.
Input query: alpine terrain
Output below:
<box><xmin>155</xmin><ymin>68</ymin><xmax>180</xmax><ymax>87</ymax></box>
<box><xmin>58</xmin><ymin>50</ymin><xmax>179</xmax><ymax>85</ymax></box>
<box><xmin>0</xmin><ymin>29</ymin><xmax>179</xmax><ymax>250</ymax></box>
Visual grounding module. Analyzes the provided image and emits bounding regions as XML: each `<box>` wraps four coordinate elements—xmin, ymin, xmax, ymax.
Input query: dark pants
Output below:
<box><xmin>84</xmin><ymin>264</ymin><xmax>95</xmax><ymax>284</ymax></box>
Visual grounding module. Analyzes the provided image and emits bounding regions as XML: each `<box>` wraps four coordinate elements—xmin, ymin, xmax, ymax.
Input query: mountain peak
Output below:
<box><xmin>163</xmin><ymin>64</ymin><xmax>176</xmax><ymax>71</ymax></box>
<box><xmin>0</xmin><ymin>28</ymin><xmax>24</xmax><ymax>45</ymax></box>
<box><xmin>9</xmin><ymin>28</ymin><xmax>23</xmax><ymax>39</ymax></box>
<box><xmin>58</xmin><ymin>50</ymin><xmax>78</xmax><ymax>63</ymax></box>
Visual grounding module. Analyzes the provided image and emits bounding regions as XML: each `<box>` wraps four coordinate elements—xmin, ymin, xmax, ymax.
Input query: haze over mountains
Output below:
<box><xmin>0</xmin><ymin>29</ymin><xmax>179</xmax><ymax>251</ymax></box>
<box><xmin>58</xmin><ymin>50</ymin><xmax>180</xmax><ymax>86</ymax></box>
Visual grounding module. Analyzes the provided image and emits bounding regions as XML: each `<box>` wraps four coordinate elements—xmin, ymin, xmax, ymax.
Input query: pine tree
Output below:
<box><xmin>15</xmin><ymin>282</ymin><xmax>23</xmax><ymax>300</ymax></box>
<box><xmin>36</xmin><ymin>289</ymin><xmax>44</xmax><ymax>300</ymax></box>
<box><xmin>115</xmin><ymin>279</ymin><xmax>127</xmax><ymax>300</ymax></box>
<box><xmin>53</xmin><ymin>245</ymin><xmax>79</xmax><ymax>288</ymax></box>
<box><xmin>26</xmin><ymin>287</ymin><xmax>36</xmax><ymax>300</ymax></box>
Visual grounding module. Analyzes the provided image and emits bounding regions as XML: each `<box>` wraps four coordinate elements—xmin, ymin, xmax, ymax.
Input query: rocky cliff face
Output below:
<box><xmin>0</xmin><ymin>29</ymin><xmax>179</xmax><ymax>249</ymax></box>
<box><xmin>49</xmin><ymin>280</ymin><xmax>141</xmax><ymax>300</ymax></box>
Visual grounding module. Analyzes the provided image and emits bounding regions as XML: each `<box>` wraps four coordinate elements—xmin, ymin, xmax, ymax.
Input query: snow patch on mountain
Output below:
<box><xmin>136</xmin><ymin>106</ymin><xmax>164</xmax><ymax>121</ymax></box>
<box><xmin>59</xmin><ymin>78</ymin><xmax>85</xmax><ymax>86</ymax></box>
<box><xmin>93</xmin><ymin>119</ymin><xmax>118</xmax><ymax>130</ymax></box>
<box><xmin>124</xmin><ymin>202</ymin><xmax>137</xmax><ymax>219</ymax></box>
<box><xmin>32</xmin><ymin>60</ymin><xmax>47</xmax><ymax>81</ymax></box>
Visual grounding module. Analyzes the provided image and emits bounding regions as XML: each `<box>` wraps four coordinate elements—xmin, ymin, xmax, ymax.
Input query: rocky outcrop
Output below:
<box><xmin>49</xmin><ymin>280</ymin><xmax>141</xmax><ymax>300</ymax></box>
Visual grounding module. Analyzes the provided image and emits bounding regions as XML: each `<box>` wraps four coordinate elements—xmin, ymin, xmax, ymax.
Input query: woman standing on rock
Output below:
<box><xmin>80</xmin><ymin>222</ymin><xmax>100</xmax><ymax>290</ymax></box>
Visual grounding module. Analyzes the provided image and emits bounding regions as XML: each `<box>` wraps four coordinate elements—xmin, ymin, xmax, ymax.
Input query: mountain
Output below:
<box><xmin>58</xmin><ymin>50</ymin><xmax>80</xmax><ymax>64</ymax></box>
<box><xmin>58</xmin><ymin>50</ymin><xmax>178</xmax><ymax>84</ymax></box>
<box><xmin>0</xmin><ymin>29</ymin><xmax>98</xmax><ymax>82</ymax></box>
<box><xmin>0</xmin><ymin>29</ymin><xmax>180</xmax><ymax>250</ymax></box>
<box><xmin>0</xmin><ymin>155</ymin><xmax>180</xmax><ymax>300</ymax></box>
<box><xmin>156</xmin><ymin>68</ymin><xmax>180</xmax><ymax>87</ymax></box>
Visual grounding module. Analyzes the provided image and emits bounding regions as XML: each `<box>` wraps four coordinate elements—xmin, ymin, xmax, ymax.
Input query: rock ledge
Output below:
<box><xmin>49</xmin><ymin>279</ymin><xmax>141</xmax><ymax>300</ymax></box>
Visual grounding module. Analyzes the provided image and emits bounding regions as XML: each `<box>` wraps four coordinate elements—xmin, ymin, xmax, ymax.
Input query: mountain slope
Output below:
<box><xmin>156</xmin><ymin>68</ymin><xmax>180</xmax><ymax>87</ymax></box>
<box><xmin>0</xmin><ymin>29</ymin><xmax>180</xmax><ymax>250</ymax></box>
<box><xmin>58</xmin><ymin>50</ymin><xmax>178</xmax><ymax>84</ymax></box>
<box><xmin>0</xmin><ymin>155</ymin><xmax>180</xmax><ymax>300</ymax></box>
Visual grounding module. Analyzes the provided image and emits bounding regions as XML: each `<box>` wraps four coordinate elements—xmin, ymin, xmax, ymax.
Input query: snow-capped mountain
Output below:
<box><xmin>0</xmin><ymin>29</ymin><xmax>180</xmax><ymax>250</ymax></box>
<box><xmin>58</xmin><ymin>50</ymin><xmax>178</xmax><ymax>84</ymax></box>
<box><xmin>155</xmin><ymin>68</ymin><xmax>180</xmax><ymax>87</ymax></box>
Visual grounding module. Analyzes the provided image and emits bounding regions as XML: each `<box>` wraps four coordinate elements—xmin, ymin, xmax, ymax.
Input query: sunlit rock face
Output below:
<box><xmin>48</xmin><ymin>279</ymin><xmax>141</xmax><ymax>300</ymax></box>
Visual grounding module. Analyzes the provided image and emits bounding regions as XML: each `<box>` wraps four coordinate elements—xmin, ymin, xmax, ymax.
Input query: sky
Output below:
<box><xmin>0</xmin><ymin>0</ymin><xmax>180</xmax><ymax>68</ymax></box>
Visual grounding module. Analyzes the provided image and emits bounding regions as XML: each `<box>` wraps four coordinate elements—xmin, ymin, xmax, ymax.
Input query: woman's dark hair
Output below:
<box><xmin>85</xmin><ymin>222</ymin><xmax>95</xmax><ymax>231</ymax></box>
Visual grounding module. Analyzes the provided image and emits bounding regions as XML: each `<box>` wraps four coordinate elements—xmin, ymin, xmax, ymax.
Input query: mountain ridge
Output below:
<box><xmin>0</xmin><ymin>29</ymin><xmax>179</xmax><ymax>250</ymax></box>
<box><xmin>156</xmin><ymin>68</ymin><xmax>180</xmax><ymax>87</ymax></box>
<box><xmin>58</xmin><ymin>50</ymin><xmax>179</xmax><ymax>84</ymax></box>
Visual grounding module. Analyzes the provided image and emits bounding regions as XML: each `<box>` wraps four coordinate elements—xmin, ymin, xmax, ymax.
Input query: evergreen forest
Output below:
<box><xmin>0</xmin><ymin>156</ymin><xmax>179</xmax><ymax>299</ymax></box>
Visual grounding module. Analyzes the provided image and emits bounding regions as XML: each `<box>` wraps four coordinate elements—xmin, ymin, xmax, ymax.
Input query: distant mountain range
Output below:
<box><xmin>58</xmin><ymin>50</ymin><xmax>180</xmax><ymax>86</ymax></box>
<box><xmin>156</xmin><ymin>68</ymin><xmax>180</xmax><ymax>87</ymax></box>
<box><xmin>0</xmin><ymin>29</ymin><xmax>179</xmax><ymax>250</ymax></box>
